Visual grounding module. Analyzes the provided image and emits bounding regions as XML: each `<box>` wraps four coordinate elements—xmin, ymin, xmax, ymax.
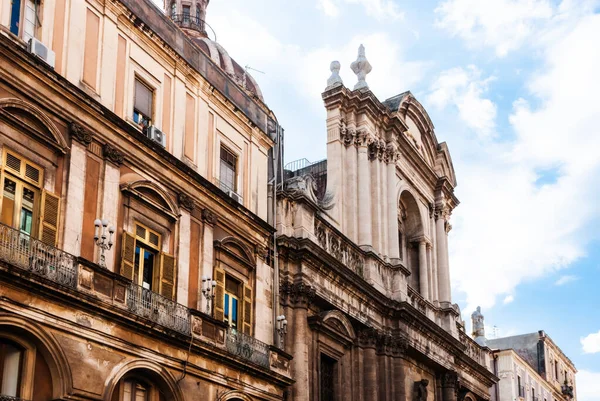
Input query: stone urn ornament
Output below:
<box><xmin>350</xmin><ymin>44</ymin><xmax>372</xmax><ymax>90</ymax></box>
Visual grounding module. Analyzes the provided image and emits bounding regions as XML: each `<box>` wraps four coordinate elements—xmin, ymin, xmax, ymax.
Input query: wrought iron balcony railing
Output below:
<box><xmin>0</xmin><ymin>395</ymin><xmax>30</xmax><ymax>401</ymax></box>
<box><xmin>0</xmin><ymin>223</ymin><xmax>77</xmax><ymax>288</ymax></box>
<box><xmin>170</xmin><ymin>14</ymin><xmax>217</xmax><ymax>40</ymax></box>
<box><xmin>226</xmin><ymin>328</ymin><xmax>270</xmax><ymax>369</ymax></box>
<box><xmin>127</xmin><ymin>283</ymin><xmax>191</xmax><ymax>335</ymax></box>
<box><xmin>214</xmin><ymin>178</ymin><xmax>243</xmax><ymax>204</ymax></box>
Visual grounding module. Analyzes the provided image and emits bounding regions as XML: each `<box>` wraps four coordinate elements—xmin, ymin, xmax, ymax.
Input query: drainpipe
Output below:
<box><xmin>271</xmin><ymin>123</ymin><xmax>283</xmax><ymax>346</ymax></box>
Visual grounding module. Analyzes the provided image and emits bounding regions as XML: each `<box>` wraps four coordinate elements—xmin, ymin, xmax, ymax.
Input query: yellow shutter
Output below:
<box><xmin>213</xmin><ymin>267</ymin><xmax>225</xmax><ymax>321</ymax></box>
<box><xmin>242</xmin><ymin>283</ymin><xmax>253</xmax><ymax>336</ymax></box>
<box><xmin>120</xmin><ymin>232</ymin><xmax>136</xmax><ymax>280</ymax></box>
<box><xmin>159</xmin><ymin>252</ymin><xmax>176</xmax><ymax>300</ymax></box>
<box><xmin>39</xmin><ymin>190</ymin><xmax>60</xmax><ymax>246</ymax></box>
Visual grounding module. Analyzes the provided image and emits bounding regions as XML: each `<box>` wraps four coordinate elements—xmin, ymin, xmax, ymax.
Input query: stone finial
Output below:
<box><xmin>326</xmin><ymin>61</ymin><xmax>343</xmax><ymax>89</ymax></box>
<box><xmin>471</xmin><ymin>306</ymin><xmax>487</xmax><ymax>346</ymax></box>
<box><xmin>350</xmin><ymin>44</ymin><xmax>372</xmax><ymax>90</ymax></box>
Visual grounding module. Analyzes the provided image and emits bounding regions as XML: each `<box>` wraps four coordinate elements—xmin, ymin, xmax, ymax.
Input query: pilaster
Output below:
<box><xmin>356</xmin><ymin>131</ymin><xmax>372</xmax><ymax>248</ymax></box>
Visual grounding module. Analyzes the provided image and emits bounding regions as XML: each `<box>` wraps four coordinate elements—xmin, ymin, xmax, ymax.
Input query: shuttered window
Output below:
<box><xmin>133</xmin><ymin>78</ymin><xmax>153</xmax><ymax>128</ymax></box>
<box><xmin>219</xmin><ymin>146</ymin><xmax>237</xmax><ymax>192</ymax></box>
<box><xmin>120</xmin><ymin>223</ymin><xmax>176</xmax><ymax>300</ymax></box>
<box><xmin>213</xmin><ymin>269</ymin><xmax>253</xmax><ymax>335</ymax></box>
<box><xmin>0</xmin><ymin>150</ymin><xmax>58</xmax><ymax>245</ymax></box>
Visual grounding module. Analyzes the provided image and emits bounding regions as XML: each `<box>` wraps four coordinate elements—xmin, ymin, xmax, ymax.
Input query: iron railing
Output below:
<box><xmin>127</xmin><ymin>283</ymin><xmax>191</xmax><ymax>335</ymax></box>
<box><xmin>170</xmin><ymin>14</ymin><xmax>216</xmax><ymax>40</ymax></box>
<box><xmin>214</xmin><ymin>178</ymin><xmax>243</xmax><ymax>204</ymax></box>
<box><xmin>0</xmin><ymin>395</ymin><xmax>30</xmax><ymax>401</ymax></box>
<box><xmin>0</xmin><ymin>223</ymin><xmax>77</xmax><ymax>288</ymax></box>
<box><xmin>226</xmin><ymin>328</ymin><xmax>270</xmax><ymax>369</ymax></box>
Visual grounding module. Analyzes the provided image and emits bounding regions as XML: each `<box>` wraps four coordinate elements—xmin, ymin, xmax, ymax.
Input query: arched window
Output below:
<box><xmin>398</xmin><ymin>191</ymin><xmax>424</xmax><ymax>293</ymax></box>
<box><xmin>0</xmin><ymin>339</ymin><xmax>24</xmax><ymax>397</ymax></box>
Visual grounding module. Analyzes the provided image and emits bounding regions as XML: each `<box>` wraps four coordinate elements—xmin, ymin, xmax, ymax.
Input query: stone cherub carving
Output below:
<box><xmin>326</xmin><ymin>60</ymin><xmax>343</xmax><ymax>89</ymax></box>
<box><xmin>350</xmin><ymin>44</ymin><xmax>372</xmax><ymax>90</ymax></box>
<box><xmin>414</xmin><ymin>379</ymin><xmax>429</xmax><ymax>401</ymax></box>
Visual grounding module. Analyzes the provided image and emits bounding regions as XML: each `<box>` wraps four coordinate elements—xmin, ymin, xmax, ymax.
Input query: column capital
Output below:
<box><xmin>69</xmin><ymin>122</ymin><xmax>93</xmax><ymax>146</ymax></box>
<box><xmin>280</xmin><ymin>280</ymin><xmax>316</xmax><ymax>309</ymax></box>
<box><xmin>368</xmin><ymin>138</ymin><xmax>386</xmax><ymax>161</ymax></box>
<box><xmin>340</xmin><ymin>123</ymin><xmax>356</xmax><ymax>147</ymax></box>
<box><xmin>354</xmin><ymin>129</ymin><xmax>373</xmax><ymax>148</ymax></box>
<box><xmin>178</xmin><ymin>192</ymin><xmax>195</xmax><ymax>212</ymax></box>
<box><xmin>358</xmin><ymin>327</ymin><xmax>379</xmax><ymax>348</ymax></box>
<box><xmin>441</xmin><ymin>371</ymin><xmax>459</xmax><ymax>388</ymax></box>
<box><xmin>384</xmin><ymin>141</ymin><xmax>400</xmax><ymax>164</ymax></box>
<box><xmin>102</xmin><ymin>143</ymin><xmax>124</xmax><ymax>166</ymax></box>
<box><xmin>201</xmin><ymin>208</ymin><xmax>218</xmax><ymax>226</ymax></box>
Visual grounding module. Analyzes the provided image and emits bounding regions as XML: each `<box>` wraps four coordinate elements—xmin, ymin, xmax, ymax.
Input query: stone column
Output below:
<box><xmin>201</xmin><ymin>208</ymin><xmax>217</xmax><ymax>310</ymax></box>
<box><xmin>288</xmin><ymin>282</ymin><xmax>315</xmax><ymax>401</ymax></box>
<box><xmin>369</xmin><ymin>141</ymin><xmax>382</xmax><ymax>253</ymax></box>
<box><xmin>435</xmin><ymin>207</ymin><xmax>450</xmax><ymax>303</ymax></box>
<box><xmin>442</xmin><ymin>371</ymin><xmax>458</xmax><ymax>401</ymax></box>
<box><xmin>356</xmin><ymin>132</ymin><xmax>372</xmax><ymax>247</ymax></box>
<box><xmin>100</xmin><ymin>146</ymin><xmax>122</xmax><ymax>272</ymax></box>
<box><xmin>427</xmin><ymin>244</ymin><xmax>436</xmax><ymax>302</ymax></box>
<box><xmin>343</xmin><ymin>128</ymin><xmax>358</xmax><ymax>242</ymax></box>
<box><xmin>63</xmin><ymin>133</ymin><xmax>89</xmax><ymax>255</ymax></box>
<box><xmin>392</xmin><ymin>338</ymin><xmax>407</xmax><ymax>401</ymax></box>
<box><xmin>430</xmin><ymin>209</ymin><xmax>439</xmax><ymax>301</ymax></box>
<box><xmin>359</xmin><ymin>328</ymin><xmax>378</xmax><ymax>401</ymax></box>
<box><xmin>385</xmin><ymin>143</ymin><xmax>399</xmax><ymax>260</ymax></box>
<box><xmin>418</xmin><ymin>240</ymin><xmax>429</xmax><ymax>300</ymax></box>
<box><xmin>177</xmin><ymin>209</ymin><xmax>191</xmax><ymax>305</ymax></box>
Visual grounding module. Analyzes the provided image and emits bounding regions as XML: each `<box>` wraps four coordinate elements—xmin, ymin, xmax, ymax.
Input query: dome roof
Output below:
<box><xmin>191</xmin><ymin>36</ymin><xmax>264</xmax><ymax>102</ymax></box>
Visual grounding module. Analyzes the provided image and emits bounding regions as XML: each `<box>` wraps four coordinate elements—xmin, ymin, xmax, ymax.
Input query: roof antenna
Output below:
<box><xmin>243</xmin><ymin>65</ymin><xmax>265</xmax><ymax>90</ymax></box>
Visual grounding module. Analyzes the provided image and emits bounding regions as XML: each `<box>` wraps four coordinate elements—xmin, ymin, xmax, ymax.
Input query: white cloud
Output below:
<box><xmin>581</xmin><ymin>330</ymin><xmax>600</xmax><ymax>354</ymax></box>
<box><xmin>317</xmin><ymin>0</ymin><xmax>404</xmax><ymax>21</ymax></box>
<box><xmin>554</xmin><ymin>275</ymin><xmax>578</xmax><ymax>286</ymax></box>
<box><xmin>577</xmin><ymin>370</ymin><xmax>600</xmax><ymax>401</ymax></box>
<box><xmin>502</xmin><ymin>295</ymin><xmax>514</xmax><ymax>304</ymax></box>
<box><xmin>434</xmin><ymin>0</ymin><xmax>599</xmax><ymax>56</ymax></box>
<box><xmin>444</xmin><ymin>12</ymin><xmax>600</xmax><ymax>311</ymax></box>
<box><xmin>427</xmin><ymin>65</ymin><xmax>497</xmax><ymax>138</ymax></box>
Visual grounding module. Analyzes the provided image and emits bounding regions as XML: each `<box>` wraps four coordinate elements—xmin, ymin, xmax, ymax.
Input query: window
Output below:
<box><xmin>554</xmin><ymin>361</ymin><xmax>558</xmax><ymax>381</ymax></box>
<box><xmin>121</xmin><ymin>222</ymin><xmax>176</xmax><ymax>300</ymax></box>
<box><xmin>532</xmin><ymin>388</ymin><xmax>536</xmax><ymax>401</ymax></box>
<box><xmin>9</xmin><ymin>0</ymin><xmax>38</xmax><ymax>43</ymax></box>
<box><xmin>223</xmin><ymin>275</ymin><xmax>240</xmax><ymax>329</ymax></box>
<box><xmin>0</xmin><ymin>150</ymin><xmax>51</xmax><ymax>241</ymax></box>
<box><xmin>121</xmin><ymin>379</ymin><xmax>149</xmax><ymax>401</ymax></box>
<box><xmin>196</xmin><ymin>3</ymin><xmax>201</xmax><ymax>21</ymax></box>
<box><xmin>170</xmin><ymin>2</ymin><xmax>176</xmax><ymax>19</ymax></box>
<box><xmin>320</xmin><ymin>354</ymin><xmax>336</xmax><ymax>401</ymax></box>
<box><xmin>518</xmin><ymin>376</ymin><xmax>524</xmax><ymax>398</ymax></box>
<box><xmin>133</xmin><ymin>78</ymin><xmax>153</xmax><ymax>130</ymax></box>
<box><xmin>182</xmin><ymin>5</ymin><xmax>190</xmax><ymax>22</ymax></box>
<box><xmin>219</xmin><ymin>146</ymin><xmax>237</xmax><ymax>192</ymax></box>
<box><xmin>0</xmin><ymin>339</ymin><xmax>24</xmax><ymax>397</ymax></box>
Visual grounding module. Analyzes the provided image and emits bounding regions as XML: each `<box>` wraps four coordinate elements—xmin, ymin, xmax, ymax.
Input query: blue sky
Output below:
<box><xmin>157</xmin><ymin>0</ymin><xmax>600</xmax><ymax>397</ymax></box>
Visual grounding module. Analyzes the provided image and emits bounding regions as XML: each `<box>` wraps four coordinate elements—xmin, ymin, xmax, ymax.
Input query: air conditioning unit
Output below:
<box><xmin>147</xmin><ymin>126</ymin><xmax>166</xmax><ymax>147</ymax></box>
<box><xmin>28</xmin><ymin>38</ymin><xmax>55</xmax><ymax>69</ymax></box>
<box><xmin>228</xmin><ymin>190</ymin><xmax>242</xmax><ymax>203</ymax></box>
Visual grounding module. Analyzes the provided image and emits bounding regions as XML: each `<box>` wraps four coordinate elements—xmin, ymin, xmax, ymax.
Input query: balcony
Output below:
<box><xmin>127</xmin><ymin>283</ymin><xmax>191</xmax><ymax>335</ymax></box>
<box><xmin>226</xmin><ymin>328</ymin><xmax>270</xmax><ymax>369</ymax></box>
<box><xmin>170</xmin><ymin>14</ymin><xmax>215</xmax><ymax>38</ymax></box>
<box><xmin>0</xmin><ymin>222</ymin><xmax>291</xmax><ymax>377</ymax></box>
<box><xmin>0</xmin><ymin>223</ymin><xmax>77</xmax><ymax>288</ymax></box>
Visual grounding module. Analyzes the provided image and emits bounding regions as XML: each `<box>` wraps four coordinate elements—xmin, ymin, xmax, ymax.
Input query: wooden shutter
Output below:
<box><xmin>134</xmin><ymin>78</ymin><xmax>153</xmax><ymax>117</ymax></box>
<box><xmin>39</xmin><ymin>191</ymin><xmax>60</xmax><ymax>246</ymax></box>
<box><xmin>159</xmin><ymin>252</ymin><xmax>176</xmax><ymax>300</ymax></box>
<box><xmin>242</xmin><ymin>283</ymin><xmax>253</xmax><ymax>335</ymax></box>
<box><xmin>120</xmin><ymin>232</ymin><xmax>136</xmax><ymax>280</ymax></box>
<box><xmin>213</xmin><ymin>267</ymin><xmax>225</xmax><ymax>321</ymax></box>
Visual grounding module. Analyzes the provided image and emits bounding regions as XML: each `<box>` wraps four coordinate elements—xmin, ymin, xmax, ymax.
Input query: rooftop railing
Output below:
<box><xmin>170</xmin><ymin>14</ymin><xmax>216</xmax><ymax>40</ymax></box>
<box><xmin>0</xmin><ymin>223</ymin><xmax>77</xmax><ymax>288</ymax></box>
<box><xmin>226</xmin><ymin>328</ymin><xmax>270</xmax><ymax>369</ymax></box>
<box><xmin>127</xmin><ymin>283</ymin><xmax>191</xmax><ymax>335</ymax></box>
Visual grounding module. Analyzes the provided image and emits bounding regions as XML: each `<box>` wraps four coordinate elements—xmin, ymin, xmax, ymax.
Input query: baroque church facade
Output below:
<box><xmin>276</xmin><ymin>49</ymin><xmax>497</xmax><ymax>400</ymax></box>
<box><xmin>0</xmin><ymin>0</ymin><xmax>496</xmax><ymax>401</ymax></box>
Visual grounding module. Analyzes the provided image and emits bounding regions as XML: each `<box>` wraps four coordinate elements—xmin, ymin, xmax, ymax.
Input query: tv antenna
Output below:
<box><xmin>242</xmin><ymin>65</ymin><xmax>265</xmax><ymax>91</ymax></box>
<box><xmin>492</xmin><ymin>325</ymin><xmax>499</xmax><ymax>339</ymax></box>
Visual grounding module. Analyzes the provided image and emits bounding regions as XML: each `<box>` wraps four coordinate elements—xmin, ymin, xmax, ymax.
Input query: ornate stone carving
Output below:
<box><xmin>280</xmin><ymin>281</ymin><xmax>316</xmax><ymax>308</ymax></box>
<box><xmin>283</xmin><ymin>174</ymin><xmax>334</xmax><ymax>210</ymax></box>
<box><xmin>384</xmin><ymin>141</ymin><xmax>399</xmax><ymax>164</ymax></box>
<box><xmin>442</xmin><ymin>371</ymin><xmax>458</xmax><ymax>388</ymax></box>
<box><xmin>102</xmin><ymin>143</ymin><xmax>124</xmax><ymax>166</ymax></box>
<box><xmin>358</xmin><ymin>327</ymin><xmax>379</xmax><ymax>348</ymax></box>
<box><xmin>354</xmin><ymin>130</ymin><xmax>372</xmax><ymax>148</ymax></box>
<box><xmin>69</xmin><ymin>122</ymin><xmax>93</xmax><ymax>146</ymax></box>
<box><xmin>326</xmin><ymin>60</ymin><xmax>343</xmax><ymax>89</ymax></box>
<box><xmin>255</xmin><ymin>244</ymin><xmax>268</xmax><ymax>261</ymax></box>
<box><xmin>314</xmin><ymin>219</ymin><xmax>364</xmax><ymax>277</ymax></box>
<box><xmin>340</xmin><ymin>122</ymin><xmax>355</xmax><ymax>147</ymax></box>
<box><xmin>368</xmin><ymin>139</ymin><xmax>384</xmax><ymax>161</ymax></box>
<box><xmin>414</xmin><ymin>379</ymin><xmax>429</xmax><ymax>401</ymax></box>
<box><xmin>350</xmin><ymin>44</ymin><xmax>372</xmax><ymax>90</ymax></box>
<box><xmin>178</xmin><ymin>192</ymin><xmax>195</xmax><ymax>211</ymax></box>
<box><xmin>201</xmin><ymin>208</ymin><xmax>218</xmax><ymax>225</ymax></box>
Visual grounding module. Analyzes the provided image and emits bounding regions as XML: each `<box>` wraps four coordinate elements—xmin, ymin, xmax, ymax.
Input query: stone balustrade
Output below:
<box><xmin>314</xmin><ymin>217</ymin><xmax>364</xmax><ymax>277</ymax></box>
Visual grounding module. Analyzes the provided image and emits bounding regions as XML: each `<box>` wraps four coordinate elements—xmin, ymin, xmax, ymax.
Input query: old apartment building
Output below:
<box><xmin>275</xmin><ymin>50</ymin><xmax>498</xmax><ymax>400</ymax></box>
<box><xmin>0</xmin><ymin>0</ymin><xmax>292</xmax><ymax>400</ymax></box>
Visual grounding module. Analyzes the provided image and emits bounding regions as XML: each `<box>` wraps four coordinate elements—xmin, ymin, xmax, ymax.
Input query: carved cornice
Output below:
<box><xmin>201</xmin><ymin>208</ymin><xmax>218</xmax><ymax>225</ymax></box>
<box><xmin>102</xmin><ymin>143</ymin><xmax>124</xmax><ymax>166</ymax></box>
<box><xmin>69</xmin><ymin>122</ymin><xmax>93</xmax><ymax>146</ymax></box>
<box><xmin>178</xmin><ymin>192</ymin><xmax>195</xmax><ymax>212</ymax></box>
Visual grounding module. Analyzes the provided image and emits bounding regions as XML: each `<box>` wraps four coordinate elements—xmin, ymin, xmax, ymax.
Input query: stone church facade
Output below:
<box><xmin>276</xmin><ymin>51</ymin><xmax>497</xmax><ymax>400</ymax></box>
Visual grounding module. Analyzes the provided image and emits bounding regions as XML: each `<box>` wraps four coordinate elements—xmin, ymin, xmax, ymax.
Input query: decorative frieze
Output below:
<box><xmin>69</xmin><ymin>122</ymin><xmax>93</xmax><ymax>146</ymax></box>
<box><xmin>102</xmin><ymin>143</ymin><xmax>124</xmax><ymax>166</ymax></box>
<box><xmin>178</xmin><ymin>192</ymin><xmax>195</xmax><ymax>211</ymax></box>
<box><xmin>314</xmin><ymin>218</ymin><xmax>364</xmax><ymax>277</ymax></box>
